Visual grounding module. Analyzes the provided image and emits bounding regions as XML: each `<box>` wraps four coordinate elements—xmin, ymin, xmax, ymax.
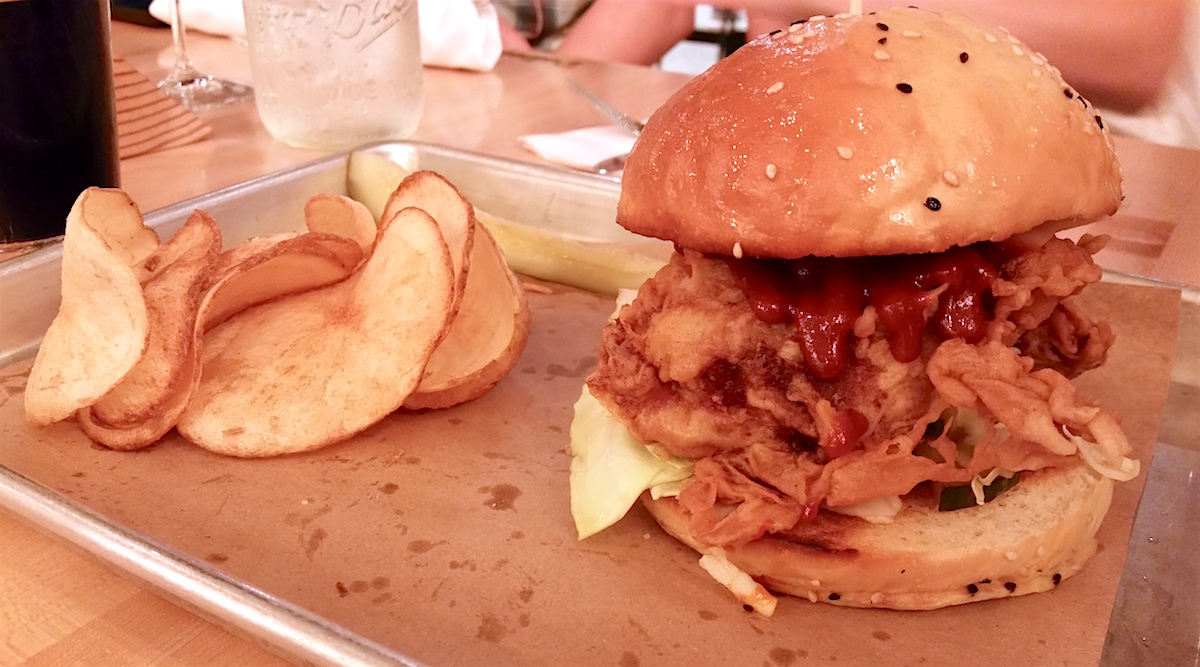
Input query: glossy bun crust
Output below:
<box><xmin>617</xmin><ymin>8</ymin><xmax>1123</xmax><ymax>258</ymax></box>
<box><xmin>642</xmin><ymin>463</ymin><xmax>1113</xmax><ymax>610</ymax></box>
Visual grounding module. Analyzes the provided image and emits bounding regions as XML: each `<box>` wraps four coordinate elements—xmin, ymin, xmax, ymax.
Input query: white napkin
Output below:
<box><xmin>148</xmin><ymin>0</ymin><xmax>503</xmax><ymax>72</ymax></box>
<box><xmin>518</xmin><ymin>126</ymin><xmax>638</xmax><ymax>172</ymax></box>
<box><xmin>419</xmin><ymin>0</ymin><xmax>502</xmax><ymax>72</ymax></box>
<box><xmin>149</xmin><ymin>0</ymin><xmax>244</xmax><ymax>37</ymax></box>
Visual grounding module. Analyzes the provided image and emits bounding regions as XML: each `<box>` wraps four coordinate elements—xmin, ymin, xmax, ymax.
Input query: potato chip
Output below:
<box><xmin>201</xmin><ymin>232</ymin><xmax>363</xmax><ymax>330</ymax></box>
<box><xmin>25</xmin><ymin>188</ymin><xmax>155</xmax><ymax>425</ymax></box>
<box><xmin>405</xmin><ymin>221</ymin><xmax>531</xmax><ymax>409</ymax></box>
<box><xmin>382</xmin><ymin>171</ymin><xmax>475</xmax><ymax>311</ymax></box>
<box><xmin>77</xmin><ymin>345</ymin><xmax>200</xmax><ymax>451</ymax></box>
<box><xmin>82</xmin><ymin>187</ymin><xmax>160</xmax><ymax>266</ymax></box>
<box><xmin>176</xmin><ymin>206</ymin><xmax>457</xmax><ymax>457</ymax></box>
<box><xmin>29</xmin><ymin>168</ymin><xmax>535</xmax><ymax>455</ymax></box>
<box><xmin>304</xmin><ymin>194</ymin><xmax>377</xmax><ymax>255</ymax></box>
<box><xmin>80</xmin><ymin>211</ymin><xmax>221</xmax><ymax>448</ymax></box>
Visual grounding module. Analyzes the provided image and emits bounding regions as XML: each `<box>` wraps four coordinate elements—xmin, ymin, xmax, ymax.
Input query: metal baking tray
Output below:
<box><xmin>0</xmin><ymin>142</ymin><xmax>1196</xmax><ymax>666</ymax></box>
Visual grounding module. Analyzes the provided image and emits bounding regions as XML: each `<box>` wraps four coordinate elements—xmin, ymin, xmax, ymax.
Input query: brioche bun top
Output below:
<box><xmin>616</xmin><ymin>8</ymin><xmax>1123</xmax><ymax>258</ymax></box>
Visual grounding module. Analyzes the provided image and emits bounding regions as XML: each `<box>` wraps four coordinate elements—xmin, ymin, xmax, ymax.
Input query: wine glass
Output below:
<box><xmin>157</xmin><ymin>0</ymin><xmax>253</xmax><ymax>111</ymax></box>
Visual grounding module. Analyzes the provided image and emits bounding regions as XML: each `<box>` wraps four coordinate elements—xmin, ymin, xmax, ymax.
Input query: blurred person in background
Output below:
<box><xmin>732</xmin><ymin>0</ymin><xmax>1197</xmax><ymax>148</ymax></box>
<box><xmin>496</xmin><ymin>0</ymin><xmax>697</xmax><ymax>64</ymax></box>
<box><xmin>497</xmin><ymin>0</ymin><xmax>1199</xmax><ymax>150</ymax></box>
<box><xmin>494</xmin><ymin>1</ymin><xmax>601</xmax><ymax>51</ymax></box>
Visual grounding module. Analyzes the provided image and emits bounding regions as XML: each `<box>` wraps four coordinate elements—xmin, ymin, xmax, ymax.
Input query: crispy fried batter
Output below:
<box><xmin>992</xmin><ymin>235</ymin><xmax>1112</xmax><ymax>377</ymax></box>
<box><xmin>588</xmin><ymin>238</ymin><xmax>1115</xmax><ymax>547</ymax></box>
<box><xmin>589</xmin><ymin>250</ymin><xmax>934</xmax><ymax>461</ymax></box>
<box><xmin>1014</xmin><ymin>298</ymin><xmax>1113</xmax><ymax>377</ymax></box>
<box><xmin>928</xmin><ymin>339</ymin><xmax>1132</xmax><ymax>468</ymax></box>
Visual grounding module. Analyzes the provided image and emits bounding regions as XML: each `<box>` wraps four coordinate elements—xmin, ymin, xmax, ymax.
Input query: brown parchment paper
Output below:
<box><xmin>0</xmin><ymin>280</ymin><xmax>1180</xmax><ymax>667</ymax></box>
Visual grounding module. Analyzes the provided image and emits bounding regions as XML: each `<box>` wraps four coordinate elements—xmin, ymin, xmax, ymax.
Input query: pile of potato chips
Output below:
<box><xmin>24</xmin><ymin>171</ymin><xmax>530</xmax><ymax>457</ymax></box>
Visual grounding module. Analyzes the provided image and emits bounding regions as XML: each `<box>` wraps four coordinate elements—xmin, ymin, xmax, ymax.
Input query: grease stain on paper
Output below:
<box><xmin>332</xmin><ymin>579</ymin><xmax>391</xmax><ymax>599</ymax></box>
<box><xmin>285</xmin><ymin>503</ymin><xmax>332</xmax><ymax>527</ymax></box>
<box><xmin>429</xmin><ymin>579</ymin><xmax>447</xmax><ymax>601</ymax></box>
<box><xmin>477</xmin><ymin>613</ymin><xmax>507</xmax><ymax>643</ymax></box>
<box><xmin>0</xmin><ymin>379</ymin><xmax>23</xmax><ymax>402</ymax></box>
<box><xmin>304</xmin><ymin>527</ymin><xmax>327</xmax><ymax>559</ymax></box>
<box><xmin>479</xmin><ymin>484</ymin><xmax>521</xmax><ymax>510</ymax></box>
<box><xmin>769</xmin><ymin>647</ymin><xmax>797</xmax><ymax>666</ymax></box>
<box><xmin>408</xmin><ymin>539</ymin><xmax>444</xmax><ymax>554</ymax></box>
<box><xmin>545</xmin><ymin>355</ymin><xmax>597</xmax><ymax>379</ymax></box>
<box><xmin>627</xmin><ymin>617</ymin><xmax>653</xmax><ymax>643</ymax></box>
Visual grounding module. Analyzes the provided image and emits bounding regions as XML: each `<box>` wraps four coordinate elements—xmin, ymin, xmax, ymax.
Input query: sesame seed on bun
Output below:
<box><xmin>616</xmin><ymin>8</ymin><xmax>1123</xmax><ymax>259</ymax></box>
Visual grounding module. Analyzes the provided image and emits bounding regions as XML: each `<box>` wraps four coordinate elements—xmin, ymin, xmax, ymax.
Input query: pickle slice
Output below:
<box><xmin>938</xmin><ymin>472</ymin><xmax>1022</xmax><ymax>512</ymax></box>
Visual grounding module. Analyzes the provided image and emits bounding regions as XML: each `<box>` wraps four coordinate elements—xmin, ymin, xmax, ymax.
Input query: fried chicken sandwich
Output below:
<box><xmin>568</xmin><ymin>7</ymin><xmax>1140</xmax><ymax>612</ymax></box>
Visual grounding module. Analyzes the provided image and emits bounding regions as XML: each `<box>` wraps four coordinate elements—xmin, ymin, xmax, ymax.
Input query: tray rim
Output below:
<box><xmin>0</xmin><ymin>464</ymin><xmax>419</xmax><ymax>667</ymax></box>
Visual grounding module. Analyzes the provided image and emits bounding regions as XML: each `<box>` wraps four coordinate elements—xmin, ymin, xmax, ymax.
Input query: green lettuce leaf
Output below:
<box><xmin>569</xmin><ymin>387</ymin><xmax>693</xmax><ymax>539</ymax></box>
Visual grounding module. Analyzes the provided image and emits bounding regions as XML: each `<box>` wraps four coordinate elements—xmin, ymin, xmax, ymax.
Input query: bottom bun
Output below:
<box><xmin>642</xmin><ymin>462</ymin><xmax>1113</xmax><ymax>610</ymax></box>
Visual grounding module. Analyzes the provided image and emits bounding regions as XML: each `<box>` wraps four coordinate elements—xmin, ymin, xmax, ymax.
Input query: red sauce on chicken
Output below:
<box><xmin>825</xmin><ymin>409</ymin><xmax>870</xmax><ymax>458</ymax></box>
<box><xmin>727</xmin><ymin>245</ymin><xmax>1001</xmax><ymax>380</ymax></box>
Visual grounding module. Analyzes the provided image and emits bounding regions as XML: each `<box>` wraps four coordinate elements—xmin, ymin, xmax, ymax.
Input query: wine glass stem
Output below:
<box><xmin>167</xmin><ymin>0</ymin><xmax>200</xmax><ymax>82</ymax></box>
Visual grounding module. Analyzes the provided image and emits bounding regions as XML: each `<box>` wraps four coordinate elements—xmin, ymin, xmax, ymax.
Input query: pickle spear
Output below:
<box><xmin>347</xmin><ymin>149</ymin><xmax>670</xmax><ymax>295</ymax></box>
<box><xmin>473</xmin><ymin>209</ymin><xmax>667</xmax><ymax>295</ymax></box>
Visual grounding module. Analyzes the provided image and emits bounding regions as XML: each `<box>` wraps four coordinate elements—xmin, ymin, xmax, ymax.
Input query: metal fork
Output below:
<box><xmin>566</xmin><ymin>77</ymin><xmax>642</xmax><ymax>174</ymax></box>
<box><xmin>567</xmin><ymin>77</ymin><xmax>645</xmax><ymax>134</ymax></box>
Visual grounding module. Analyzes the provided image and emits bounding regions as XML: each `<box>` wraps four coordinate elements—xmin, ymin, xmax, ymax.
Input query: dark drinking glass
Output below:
<box><xmin>0</xmin><ymin>0</ymin><xmax>120</xmax><ymax>253</ymax></box>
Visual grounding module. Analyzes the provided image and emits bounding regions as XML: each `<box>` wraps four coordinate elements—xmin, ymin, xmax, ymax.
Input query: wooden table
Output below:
<box><xmin>2</xmin><ymin>19</ymin><xmax>1198</xmax><ymax>667</ymax></box>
